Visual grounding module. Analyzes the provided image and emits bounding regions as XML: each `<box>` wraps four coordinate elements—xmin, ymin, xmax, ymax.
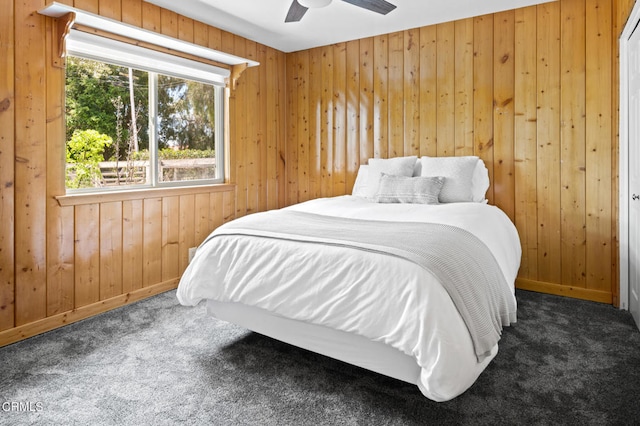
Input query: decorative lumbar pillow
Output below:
<box><xmin>375</xmin><ymin>174</ymin><xmax>445</xmax><ymax>204</ymax></box>
<box><xmin>365</xmin><ymin>156</ymin><xmax>417</xmax><ymax>199</ymax></box>
<box><xmin>420</xmin><ymin>156</ymin><xmax>478</xmax><ymax>203</ymax></box>
<box><xmin>351</xmin><ymin>164</ymin><xmax>369</xmax><ymax>197</ymax></box>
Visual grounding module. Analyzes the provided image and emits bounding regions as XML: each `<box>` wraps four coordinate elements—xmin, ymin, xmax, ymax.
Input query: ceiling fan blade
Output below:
<box><xmin>341</xmin><ymin>0</ymin><xmax>396</xmax><ymax>15</ymax></box>
<box><xmin>285</xmin><ymin>0</ymin><xmax>309</xmax><ymax>22</ymax></box>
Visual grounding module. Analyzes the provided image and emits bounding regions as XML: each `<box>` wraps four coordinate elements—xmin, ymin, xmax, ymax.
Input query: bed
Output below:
<box><xmin>177</xmin><ymin>156</ymin><xmax>521</xmax><ymax>402</ymax></box>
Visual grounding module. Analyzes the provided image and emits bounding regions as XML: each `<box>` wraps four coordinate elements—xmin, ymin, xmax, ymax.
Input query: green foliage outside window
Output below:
<box><xmin>65</xmin><ymin>129</ymin><xmax>113</xmax><ymax>189</ymax></box>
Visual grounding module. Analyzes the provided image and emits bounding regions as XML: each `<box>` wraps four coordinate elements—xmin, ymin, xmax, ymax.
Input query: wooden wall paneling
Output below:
<box><xmin>234</xmin><ymin>36</ymin><xmax>249</xmax><ymax>215</ymax></box>
<box><xmin>143</xmin><ymin>198</ymin><xmax>162</xmax><ymax>287</ymax></box>
<box><xmin>178</xmin><ymin>14</ymin><xmax>194</xmax><ymax>43</ymax></box>
<box><xmin>160</xmin><ymin>8</ymin><xmax>178</xmax><ymax>38</ymax></box>
<box><xmin>47</xmin><ymin>5</ymin><xmax>73</xmax><ymax>317</ymax></box>
<box><xmin>286</xmin><ymin>53</ymin><xmax>299</xmax><ymax>205</ymax></box>
<box><xmin>536</xmin><ymin>2</ymin><xmax>562</xmax><ymax>284</ymax></box>
<box><xmin>224</xmin><ymin>190</ymin><xmax>235</xmax><ymax>223</ymax></box>
<box><xmin>403</xmin><ymin>29</ymin><xmax>420</xmax><ymax>157</ymax></box>
<box><xmin>297</xmin><ymin>50</ymin><xmax>310</xmax><ymax>202</ymax></box>
<box><xmin>122</xmin><ymin>199</ymin><xmax>143</xmax><ymax>293</ymax></box>
<box><xmin>258</xmin><ymin>45</ymin><xmax>269</xmax><ymax>212</ymax></box>
<box><xmin>454</xmin><ymin>19</ymin><xmax>475</xmax><ymax>156</ymax></box>
<box><xmin>346</xmin><ymin>39</ymin><xmax>360</xmax><ymax>192</ymax></box>
<box><xmin>277</xmin><ymin>49</ymin><xmax>287</xmax><ymax>209</ymax></box>
<box><xmin>141</xmin><ymin>0</ymin><xmax>161</xmax><ymax>32</ymax></box>
<box><xmin>98</xmin><ymin>0</ymin><xmax>121</xmax><ymax>20</ymax></box>
<box><xmin>208</xmin><ymin>26</ymin><xmax>222</xmax><ymax>51</ymax></box>
<box><xmin>194</xmin><ymin>193</ymin><xmax>211</xmax><ymax>245</ymax></box>
<box><xmin>265</xmin><ymin>47</ymin><xmax>280</xmax><ymax>210</ymax></box>
<box><xmin>388</xmin><ymin>32</ymin><xmax>404</xmax><ymax>158</ymax></box>
<box><xmin>74</xmin><ymin>204</ymin><xmax>100</xmax><ymax>307</ymax></box>
<box><xmin>99</xmin><ymin>201</ymin><xmax>123</xmax><ymax>300</ymax></box>
<box><xmin>309</xmin><ymin>48</ymin><xmax>322</xmax><ymax>200</ymax></box>
<box><xmin>614</xmin><ymin>0</ymin><xmax>636</xmax><ymax>32</ymax></box>
<box><xmin>15</xmin><ymin>0</ymin><xmax>47</xmax><ymax>326</ymax></box>
<box><xmin>209</xmin><ymin>192</ymin><xmax>223</xmax><ymax>232</ymax></box>
<box><xmin>473</xmin><ymin>15</ymin><xmax>495</xmax><ymax>203</ymax></box>
<box><xmin>419</xmin><ymin>26</ymin><xmax>438</xmax><ymax>157</ymax></box>
<box><xmin>122</xmin><ymin>0</ymin><xmax>142</xmax><ymax>27</ymax></box>
<box><xmin>245</xmin><ymin>40</ymin><xmax>260</xmax><ymax>213</ymax></box>
<box><xmin>193</xmin><ymin>21</ymin><xmax>209</xmax><ymax>47</ymax></box>
<box><xmin>436</xmin><ymin>22</ymin><xmax>455</xmax><ymax>157</ymax></box>
<box><xmin>493</xmin><ymin>11</ymin><xmax>516</xmax><ymax>221</ymax></box>
<box><xmin>514</xmin><ymin>6</ymin><xmax>539</xmax><ymax>280</ymax></box>
<box><xmin>225</xmin><ymin>189</ymin><xmax>234</xmax><ymax>223</ymax></box>
<box><xmin>74</xmin><ymin>0</ymin><xmax>98</xmax><ymax>14</ymax></box>
<box><xmin>359</xmin><ymin>37</ymin><xmax>374</xmax><ymax>163</ymax></box>
<box><xmin>179</xmin><ymin>194</ymin><xmax>195</xmax><ymax>273</ymax></box>
<box><xmin>320</xmin><ymin>45</ymin><xmax>334</xmax><ymax>196</ymax></box>
<box><xmin>333</xmin><ymin>42</ymin><xmax>347</xmax><ymax>194</ymax></box>
<box><xmin>47</xmin><ymin>203</ymin><xmax>75</xmax><ymax>316</ymax></box>
<box><xmin>373</xmin><ymin>35</ymin><xmax>389</xmax><ymax>159</ymax></box>
<box><xmin>560</xmin><ymin>0</ymin><xmax>587</xmax><ymax>288</ymax></box>
<box><xmin>269</xmin><ymin>49</ymin><xmax>288</xmax><ymax>208</ymax></box>
<box><xmin>161</xmin><ymin>196</ymin><xmax>180</xmax><ymax>281</ymax></box>
<box><xmin>585</xmin><ymin>0</ymin><xmax>613</xmax><ymax>294</ymax></box>
<box><xmin>278</xmin><ymin>49</ymin><xmax>288</xmax><ymax>209</ymax></box>
<box><xmin>0</xmin><ymin>0</ymin><xmax>15</xmax><ymax>331</ymax></box>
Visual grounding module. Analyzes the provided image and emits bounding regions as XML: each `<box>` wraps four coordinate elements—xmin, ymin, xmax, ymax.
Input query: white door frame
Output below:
<box><xmin>619</xmin><ymin>1</ymin><xmax>640</xmax><ymax>311</ymax></box>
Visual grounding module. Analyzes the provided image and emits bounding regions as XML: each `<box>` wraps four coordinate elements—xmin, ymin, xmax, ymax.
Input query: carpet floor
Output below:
<box><xmin>1</xmin><ymin>289</ymin><xmax>639</xmax><ymax>425</ymax></box>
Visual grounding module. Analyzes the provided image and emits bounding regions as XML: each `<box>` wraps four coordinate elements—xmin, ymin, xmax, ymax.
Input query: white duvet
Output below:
<box><xmin>177</xmin><ymin>195</ymin><xmax>521</xmax><ymax>401</ymax></box>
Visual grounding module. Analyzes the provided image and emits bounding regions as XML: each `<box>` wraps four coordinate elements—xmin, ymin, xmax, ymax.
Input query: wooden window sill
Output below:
<box><xmin>56</xmin><ymin>183</ymin><xmax>236</xmax><ymax>206</ymax></box>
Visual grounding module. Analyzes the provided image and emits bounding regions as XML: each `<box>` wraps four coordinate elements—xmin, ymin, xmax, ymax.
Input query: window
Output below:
<box><xmin>64</xmin><ymin>31</ymin><xmax>226</xmax><ymax>192</ymax></box>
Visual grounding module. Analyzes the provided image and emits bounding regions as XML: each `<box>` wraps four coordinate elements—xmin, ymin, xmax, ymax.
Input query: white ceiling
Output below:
<box><xmin>144</xmin><ymin>0</ymin><xmax>556</xmax><ymax>53</ymax></box>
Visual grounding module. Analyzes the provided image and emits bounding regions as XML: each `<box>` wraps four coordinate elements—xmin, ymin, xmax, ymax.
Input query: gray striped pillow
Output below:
<box><xmin>374</xmin><ymin>174</ymin><xmax>445</xmax><ymax>204</ymax></box>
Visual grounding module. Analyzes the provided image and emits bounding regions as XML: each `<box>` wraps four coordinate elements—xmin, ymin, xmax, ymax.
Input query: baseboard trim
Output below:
<box><xmin>516</xmin><ymin>278</ymin><xmax>613</xmax><ymax>304</ymax></box>
<box><xmin>0</xmin><ymin>279</ymin><xmax>179</xmax><ymax>347</ymax></box>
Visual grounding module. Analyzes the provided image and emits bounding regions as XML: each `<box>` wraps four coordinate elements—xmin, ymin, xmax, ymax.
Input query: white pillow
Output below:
<box><xmin>412</xmin><ymin>158</ymin><xmax>422</xmax><ymax>177</ymax></box>
<box><xmin>472</xmin><ymin>159</ymin><xmax>490</xmax><ymax>202</ymax></box>
<box><xmin>365</xmin><ymin>156</ymin><xmax>417</xmax><ymax>199</ymax></box>
<box><xmin>352</xmin><ymin>165</ymin><xmax>369</xmax><ymax>197</ymax></box>
<box><xmin>375</xmin><ymin>174</ymin><xmax>444</xmax><ymax>204</ymax></box>
<box><xmin>420</xmin><ymin>156</ymin><xmax>478</xmax><ymax>203</ymax></box>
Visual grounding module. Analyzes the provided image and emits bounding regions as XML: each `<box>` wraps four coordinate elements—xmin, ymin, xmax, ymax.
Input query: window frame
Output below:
<box><xmin>64</xmin><ymin>33</ymin><xmax>227</xmax><ymax>194</ymax></box>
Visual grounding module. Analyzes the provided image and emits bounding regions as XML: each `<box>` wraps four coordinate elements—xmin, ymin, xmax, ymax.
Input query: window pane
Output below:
<box><xmin>157</xmin><ymin>75</ymin><xmax>217</xmax><ymax>183</ymax></box>
<box><xmin>65</xmin><ymin>56</ymin><xmax>149</xmax><ymax>189</ymax></box>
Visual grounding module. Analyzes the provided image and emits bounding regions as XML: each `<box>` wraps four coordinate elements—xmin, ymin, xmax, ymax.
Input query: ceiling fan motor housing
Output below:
<box><xmin>298</xmin><ymin>0</ymin><xmax>332</xmax><ymax>8</ymax></box>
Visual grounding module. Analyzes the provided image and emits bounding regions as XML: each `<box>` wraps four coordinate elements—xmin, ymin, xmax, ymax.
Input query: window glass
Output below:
<box><xmin>65</xmin><ymin>56</ymin><xmax>222</xmax><ymax>192</ymax></box>
<box><xmin>157</xmin><ymin>75</ymin><xmax>217</xmax><ymax>183</ymax></box>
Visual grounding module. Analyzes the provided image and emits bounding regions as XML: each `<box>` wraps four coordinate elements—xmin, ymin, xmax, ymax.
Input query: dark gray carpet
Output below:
<box><xmin>1</xmin><ymin>289</ymin><xmax>639</xmax><ymax>425</ymax></box>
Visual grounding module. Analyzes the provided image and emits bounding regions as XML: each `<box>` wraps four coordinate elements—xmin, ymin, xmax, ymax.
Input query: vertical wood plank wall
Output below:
<box><xmin>0</xmin><ymin>0</ymin><xmax>636</xmax><ymax>345</ymax></box>
<box><xmin>0</xmin><ymin>0</ymin><xmax>286</xmax><ymax>345</ymax></box>
<box><xmin>285</xmin><ymin>0</ymin><xmax>635</xmax><ymax>305</ymax></box>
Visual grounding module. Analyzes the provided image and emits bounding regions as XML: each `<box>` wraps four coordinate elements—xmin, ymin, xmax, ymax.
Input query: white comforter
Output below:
<box><xmin>177</xmin><ymin>196</ymin><xmax>521</xmax><ymax>401</ymax></box>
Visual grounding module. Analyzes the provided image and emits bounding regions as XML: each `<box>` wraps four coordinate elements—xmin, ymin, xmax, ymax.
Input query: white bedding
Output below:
<box><xmin>177</xmin><ymin>195</ymin><xmax>521</xmax><ymax>401</ymax></box>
